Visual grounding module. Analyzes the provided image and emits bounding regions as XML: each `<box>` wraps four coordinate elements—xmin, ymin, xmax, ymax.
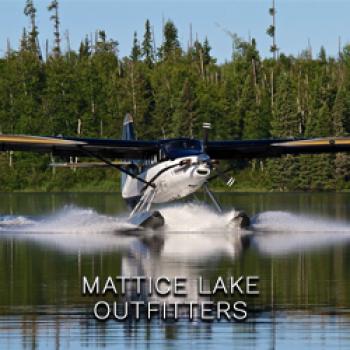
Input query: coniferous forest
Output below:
<box><xmin>1</xmin><ymin>0</ymin><xmax>350</xmax><ymax>192</ymax></box>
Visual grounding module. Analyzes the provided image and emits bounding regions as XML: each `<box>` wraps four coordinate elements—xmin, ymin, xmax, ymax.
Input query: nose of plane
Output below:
<box><xmin>194</xmin><ymin>154</ymin><xmax>211</xmax><ymax>177</ymax></box>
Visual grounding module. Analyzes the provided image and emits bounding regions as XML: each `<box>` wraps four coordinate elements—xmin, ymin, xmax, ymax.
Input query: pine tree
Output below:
<box><xmin>79</xmin><ymin>36</ymin><xmax>91</xmax><ymax>58</ymax></box>
<box><xmin>48</xmin><ymin>0</ymin><xmax>61</xmax><ymax>57</ymax></box>
<box><xmin>307</xmin><ymin>103</ymin><xmax>335</xmax><ymax>190</ymax></box>
<box><xmin>130</xmin><ymin>32</ymin><xmax>141</xmax><ymax>62</ymax></box>
<box><xmin>142</xmin><ymin>20</ymin><xmax>154</xmax><ymax>67</ymax></box>
<box><xmin>202</xmin><ymin>37</ymin><xmax>212</xmax><ymax>66</ymax></box>
<box><xmin>173</xmin><ymin>78</ymin><xmax>197</xmax><ymax>137</ymax></box>
<box><xmin>24</xmin><ymin>0</ymin><xmax>39</xmax><ymax>55</ymax></box>
<box><xmin>20</xmin><ymin>28</ymin><xmax>29</xmax><ymax>52</ymax></box>
<box><xmin>318</xmin><ymin>46</ymin><xmax>327</xmax><ymax>63</ymax></box>
<box><xmin>95</xmin><ymin>30</ymin><xmax>118</xmax><ymax>54</ymax></box>
<box><xmin>192</xmin><ymin>40</ymin><xmax>205</xmax><ymax>79</ymax></box>
<box><xmin>333</xmin><ymin>86</ymin><xmax>350</xmax><ymax>188</ymax></box>
<box><xmin>159</xmin><ymin>20</ymin><xmax>181</xmax><ymax>60</ymax></box>
<box><xmin>268</xmin><ymin>72</ymin><xmax>301</xmax><ymax>190</ymax></box>
<box><xmin>241</xmin><ymin>74</ymin><xmax>260</xmax><ymax>139</ymax></box>
<box><xmin>271</xmin><ymin>73</ymin><xmax>300</xmax><ymax>137</ymax></box>
<box><xmin>267</xmin><ymin>0</ymin><xmax>278</xmax><ymax>59</ymax></box>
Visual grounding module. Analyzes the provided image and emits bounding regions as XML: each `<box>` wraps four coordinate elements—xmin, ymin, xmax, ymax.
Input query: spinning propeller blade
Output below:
<box><xmin>207</xmin><ymin>164</ymin><xmax>236</xmax><ymax>187</ymax></box>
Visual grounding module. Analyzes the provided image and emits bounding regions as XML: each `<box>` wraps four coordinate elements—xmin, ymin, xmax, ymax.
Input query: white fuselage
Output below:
<box><xmin>122</xmin><ymin>155</ymin><xmax>211</xmax><ymax>203</ymax></box>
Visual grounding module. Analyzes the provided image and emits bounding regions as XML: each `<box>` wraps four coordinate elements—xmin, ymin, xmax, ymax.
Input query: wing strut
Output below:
<box><xmin>78</xmin><ymin>146</ymin><xmax>156</xmax><ymax>188</ymax></box>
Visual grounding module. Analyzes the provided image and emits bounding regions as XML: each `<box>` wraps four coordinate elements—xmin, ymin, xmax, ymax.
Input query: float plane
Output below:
<box><xmin>1</xmin><ymin>114</ymin><xmax>350</xmax><ymax>230</ymax></box>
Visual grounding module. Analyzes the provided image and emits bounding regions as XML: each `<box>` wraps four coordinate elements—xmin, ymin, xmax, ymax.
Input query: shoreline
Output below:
<box><xmin>1</xmin><ymin>188</ymin><xmax>350</xmax><ymax>193</ymax></box>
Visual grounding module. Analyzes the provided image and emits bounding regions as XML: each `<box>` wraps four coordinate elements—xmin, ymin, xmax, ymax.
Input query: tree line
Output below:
<box><xmin>0</xmin><ymin>0</ymin><xmax>350</xmax><ymax>191</ymax></box>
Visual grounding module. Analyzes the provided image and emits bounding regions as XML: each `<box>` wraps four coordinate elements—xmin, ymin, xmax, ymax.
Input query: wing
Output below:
<box><xmin>3</xmin><ymin>134</ymin><xmax>350</xmax><ymax>160</ymax></box>
<box><xmin>206</xmin><ymin>137</ymin><xmax>350</xmax><ymax>159</ymax></box>
<box><xmin>0</xmin><ymin>135</ymin><xmax>159</xmax><ymax>159</ymax></box>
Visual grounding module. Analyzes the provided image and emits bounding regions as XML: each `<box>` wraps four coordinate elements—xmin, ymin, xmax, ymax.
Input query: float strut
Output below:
<box><xmin>203</xmin><ymin>184</ymin><xmax>223</xmax><ymax>214</ymax></box>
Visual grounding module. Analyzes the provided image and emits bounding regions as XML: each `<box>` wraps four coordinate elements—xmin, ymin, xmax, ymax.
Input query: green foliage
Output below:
<box><xmin>159</xmin><ymin>20</ymin><xmax>181</xmax><ymax>61</ymax></box>
<box><xmin>47</xmin><ymin>0</ymin><xmax>61</xmax><ymax>57</ymax></box>
<box><xmin>130</xmin><ymin>31</ymin><xmax>141</xmax><ymax>62</ymax></box>
<box><xmin>142</xmin><ymin>19</ymin><xmax>154</xmax><ymax>67</ymax></box>
<box><xmin>24</xmin><ymin>0</ymin><xmax>40</xmax><ymax>56</ymax></box>
<box><xmin>0</xmin><ymin>14</ymin><xmax>350</xmax><ymax>192</ymax></box>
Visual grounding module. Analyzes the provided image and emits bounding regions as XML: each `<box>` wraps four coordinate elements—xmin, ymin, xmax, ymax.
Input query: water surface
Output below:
<box><xmin>0</xmin><ymin>192</ymin><xmax>350</xmax><ymax>349</ymax></box>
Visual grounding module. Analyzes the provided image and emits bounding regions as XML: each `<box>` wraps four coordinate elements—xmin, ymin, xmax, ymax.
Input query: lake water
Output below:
<box><xmin>1</xmin><ymin>192</ymin><xmax>350</xmax><ymax>349</ymax></box>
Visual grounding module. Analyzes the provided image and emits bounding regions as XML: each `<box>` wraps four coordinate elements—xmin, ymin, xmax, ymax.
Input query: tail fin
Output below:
<box><xmin>121</xmin><ymin>114</ymin><xmax>137</xmax><ymax>197</ymax></box>
<box><xmin>122</xmin><ymin>113</ymin><xmax>136</xmax><ymax>141</ymax></box>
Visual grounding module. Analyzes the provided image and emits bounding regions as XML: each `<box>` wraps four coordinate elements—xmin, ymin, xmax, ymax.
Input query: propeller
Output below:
<box><xmin>200</xmin><ymin>123</ymin><xmax>236</xmax><ymax>186</ymax></box>
<box><xmin>207</xmin><ymin>164</ymin><xmax>236</xmax><ymax>187</ymax></box>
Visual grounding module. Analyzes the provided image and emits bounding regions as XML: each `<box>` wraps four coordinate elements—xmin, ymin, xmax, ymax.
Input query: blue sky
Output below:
<box><xmin>1</xmin><ymin>0</ymin><xmax>350</xmax><ymax>62</ymax></box>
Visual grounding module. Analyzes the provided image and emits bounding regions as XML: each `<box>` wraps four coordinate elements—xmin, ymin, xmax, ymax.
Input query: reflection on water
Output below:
<box><xmin>0</xmin><ymin>192</ymin><xmax>350</xmax><ymax>349</ymax></box>
<box><xmin>2</xmin><ymin>314</ymin><xmax>350</xmax><ymax>350</ymax></box>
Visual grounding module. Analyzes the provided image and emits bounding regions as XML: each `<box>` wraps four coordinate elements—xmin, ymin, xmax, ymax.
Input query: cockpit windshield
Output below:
<box><xmin>162</xmin><ymin>139</ymin><xmax>203</xmax><ymax>159</ymax></box>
